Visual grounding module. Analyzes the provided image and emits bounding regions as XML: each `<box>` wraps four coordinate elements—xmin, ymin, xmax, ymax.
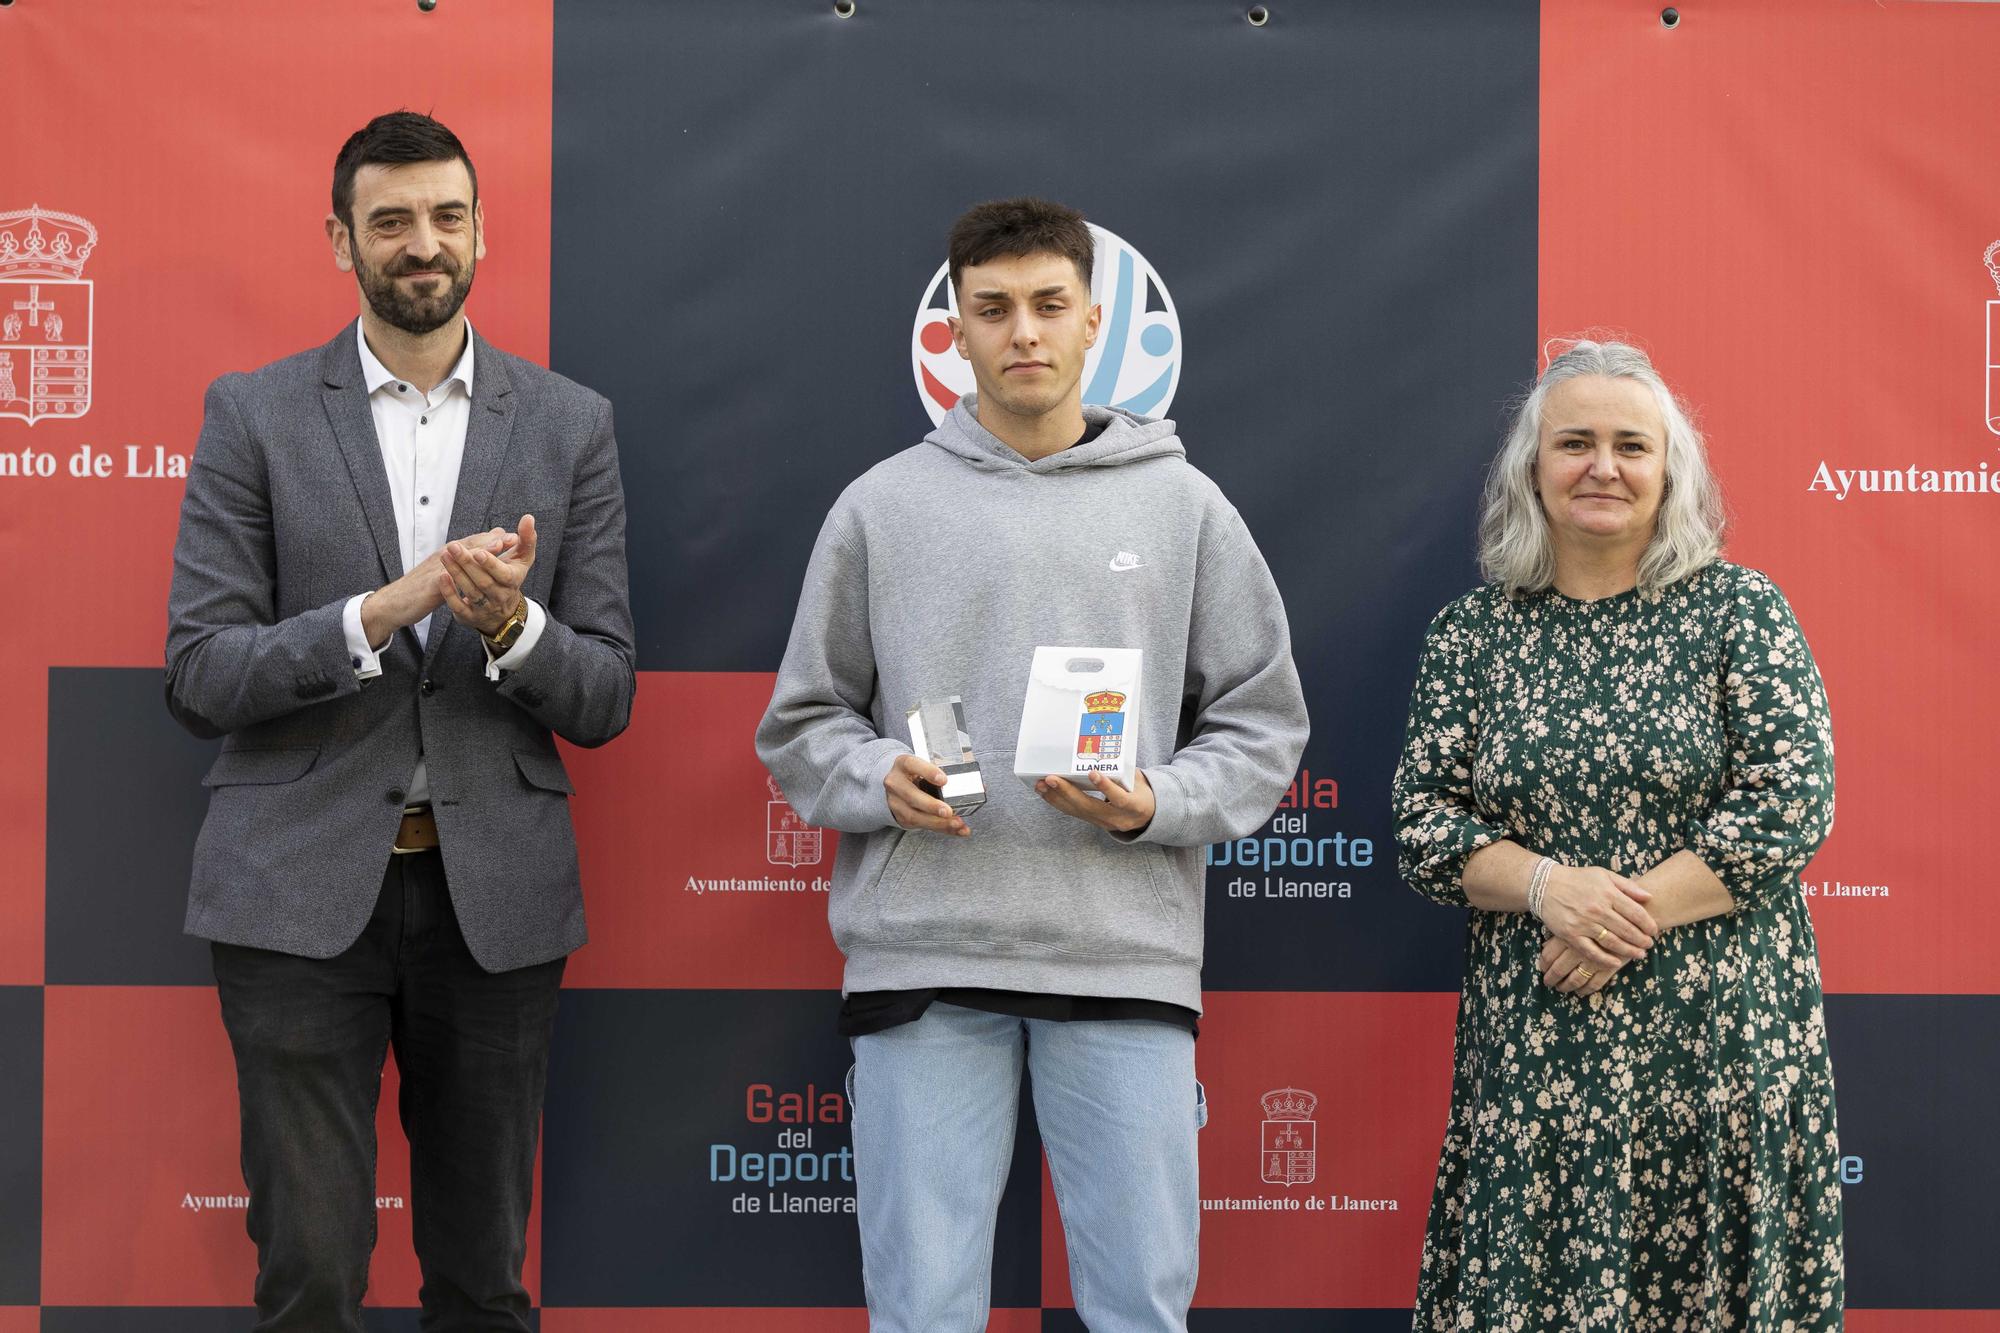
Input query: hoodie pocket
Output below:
<box><xmin>857</xmin><ymin>750</ymin><xmax>1186</xmax><ymax>961</ymax></box>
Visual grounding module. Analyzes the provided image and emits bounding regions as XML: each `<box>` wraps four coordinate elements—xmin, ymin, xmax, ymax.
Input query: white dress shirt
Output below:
<box><xmin>340</xmin><ymin>321</ymin><xmax>545</xmax><ymax>805</ymax></box>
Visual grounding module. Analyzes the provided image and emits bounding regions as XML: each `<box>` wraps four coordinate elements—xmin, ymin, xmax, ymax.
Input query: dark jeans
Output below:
<box><xmin>212</xmin><ymin>849</ymin><xmax>566</xmax><ymax>1332</ymax></box>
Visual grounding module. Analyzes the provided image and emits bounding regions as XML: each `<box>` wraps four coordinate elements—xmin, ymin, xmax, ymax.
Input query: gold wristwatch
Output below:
<box><xmin>483</xmin><ymin>598</ymin><xmax>530</xmax><ymax>654</ymax></box>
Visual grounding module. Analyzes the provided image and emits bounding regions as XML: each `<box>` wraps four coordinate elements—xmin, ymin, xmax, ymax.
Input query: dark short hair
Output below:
<box><xmin>331</xmin><ymin>111</ymin><xmax>477</xmax><ymax>231</ymax></box>
<box><xmin>947</xmin><ymin>198</ymin><xmax>1094</xmax><ymax>297</ymax></box>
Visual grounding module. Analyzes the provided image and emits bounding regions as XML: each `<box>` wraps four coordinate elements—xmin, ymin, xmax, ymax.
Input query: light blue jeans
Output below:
<box><xmin>849</xmin><ymin>1002</ymin><xmax>1205</xmax><ymax>1332</ymax></box>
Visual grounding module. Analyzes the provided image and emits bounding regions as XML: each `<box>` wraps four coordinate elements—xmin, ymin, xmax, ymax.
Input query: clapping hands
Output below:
<box><xmin>440</xmin><ymin>513</ymin><xmax>538</xmax><ymax>638</ymax></box>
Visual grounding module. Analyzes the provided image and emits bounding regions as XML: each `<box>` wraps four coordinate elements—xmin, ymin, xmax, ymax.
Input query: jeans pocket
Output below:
<box><xmin>845</xmin><ymin>1061</ymin><xmax>858</xmax><ymax>1125</ymax></box>
<box><xmin>1194</xmin><ymin>1077</ymin><xmax>1208</xmax><ymax>1131</ymax></box>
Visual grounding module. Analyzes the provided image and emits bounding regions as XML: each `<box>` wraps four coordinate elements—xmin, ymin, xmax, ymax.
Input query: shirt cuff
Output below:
<box><xmin>483</xmin><ymin>598</ymin><xmax>546</xmax><ymax>681</ymax></box>
<box><xmin>343</xmin><ymin>594</ymin><xmax>385</xmax><ymax>680</ymax></box>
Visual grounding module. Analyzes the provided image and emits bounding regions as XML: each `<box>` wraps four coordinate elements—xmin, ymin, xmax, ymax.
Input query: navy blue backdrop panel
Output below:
<box><xmin>550</xmin><ymin>0</ymin><xmax>1538</xmax><ymax>994</ymax></box>
<box><xmin>1822</xmin><ymin>995</ymin><xmax>2000</xmax><ymax>1311</ymax></box>
<box><xmin>0</xmin><ymin>986</ymin><xmax>40</xmax><ymax>1307</ymax></box>
<box><xmin>543</xmin><ymin>989</ymin><xmax>1043</xmax><ymax>1308</ymax></box>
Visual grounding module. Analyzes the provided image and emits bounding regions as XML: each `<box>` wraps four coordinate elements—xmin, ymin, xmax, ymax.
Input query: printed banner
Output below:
<box><xmin>2</xmin><ymin>0</ymin><xmax>1994</xmax><ymax>1324</ymax></box>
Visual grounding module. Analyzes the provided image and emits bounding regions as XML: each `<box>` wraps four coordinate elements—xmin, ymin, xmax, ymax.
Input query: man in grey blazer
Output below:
<box><xmin>165</xmin><ymin>111</ymin><xmax>634</xmax><ymax>1331</ymax></box>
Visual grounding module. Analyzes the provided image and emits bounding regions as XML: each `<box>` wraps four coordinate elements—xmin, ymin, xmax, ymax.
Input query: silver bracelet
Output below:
<box><xmin>1526</xmin><ymin>856</ymin><xmax>1555</xmax><ymax>920</ymax></box>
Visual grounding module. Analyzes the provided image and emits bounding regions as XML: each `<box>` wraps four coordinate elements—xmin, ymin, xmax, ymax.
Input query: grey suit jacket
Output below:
<box><xmin>166</xmin><ymin>322</ymin><xmax>636</xmax><ymax>971</ymax></box>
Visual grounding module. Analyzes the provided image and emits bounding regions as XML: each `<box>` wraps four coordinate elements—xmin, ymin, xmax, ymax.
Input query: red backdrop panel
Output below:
<box><xmin>1040</xmin><ymin>991</ymin><xmax>1458</xmax><ymax>1310</ymax></box>
<box><xmin>1540</xmin><ymin>0</ymin><xmax>2000</xmax><ymax>994</ymax></box>
<box><xmin>40</xmin><ymin>985</ymin><xmax>543</xmax><ymax>1306</ymax></box>
<box><xmin>562</xmin><ymin>671</ymin><xmax>845</xmax><ymax>989</ymax></box>
<box><xmin>0</xmin><ymin>0</ymin><xmax>555</xmax><ymax>987</ymax></box>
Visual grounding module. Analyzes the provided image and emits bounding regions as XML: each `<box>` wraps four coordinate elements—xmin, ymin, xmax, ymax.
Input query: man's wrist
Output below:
<box><xmin>482</xmin><ymin>595</ymin><xmax>530</xmax><ymax>652</ymax></box>
<box><xmin>357</xmin><ymin>590</ymin><xmax>397</xmax><ymax>652</ymax></box>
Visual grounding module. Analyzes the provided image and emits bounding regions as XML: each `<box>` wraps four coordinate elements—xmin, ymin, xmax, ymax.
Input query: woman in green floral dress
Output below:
<box><xmin>1392</xmin><ymin>341</ymin><xmax>1842</xmax><ymax>1330</ymax></box>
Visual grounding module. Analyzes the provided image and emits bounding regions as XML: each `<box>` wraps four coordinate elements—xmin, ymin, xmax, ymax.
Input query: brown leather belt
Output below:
<box><xmin>393</xmin><ymin>804</ymin><xmax>440</xmax><ymax>854</ymax></box>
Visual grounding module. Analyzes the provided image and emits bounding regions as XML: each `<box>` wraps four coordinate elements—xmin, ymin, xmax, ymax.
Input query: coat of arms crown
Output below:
<box><xmin>0</xmin><ymin>205</ymin><xmax>99</xmax><ymax>280</ymax></box>
<box><xmin>1261</xmin><ymin>1086</ymin><xmax>1317</xmax><ymax>1120</ymax></box>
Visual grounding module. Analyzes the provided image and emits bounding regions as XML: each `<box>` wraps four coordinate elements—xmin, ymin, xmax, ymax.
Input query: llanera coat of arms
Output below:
<box><xmin>1</xmin><ymin>205</ymin><xmax>96</xmax><ymax>426</ymax></box>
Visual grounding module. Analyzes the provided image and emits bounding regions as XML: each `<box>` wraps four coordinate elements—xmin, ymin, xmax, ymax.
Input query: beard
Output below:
<box><xmin>355</xmin><ymin>247</ymin><xmax>475</xmax><ymax>335</ymax></box>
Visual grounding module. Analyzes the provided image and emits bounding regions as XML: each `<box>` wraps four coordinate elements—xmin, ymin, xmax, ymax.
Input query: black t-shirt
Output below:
<box><xmin>837</xmin><ymin>415</ymin><xmax>1199</xmax><ymax>1042</ymax></box>
<box><xmin>839</xmin><ymin>989</ymin><xmax>1199</xmax><ymax>1038</ymax></box>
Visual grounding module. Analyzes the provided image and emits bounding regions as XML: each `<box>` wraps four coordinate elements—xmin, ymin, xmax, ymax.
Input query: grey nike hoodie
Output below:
<box><xmin>755</xmin><ymin>398</ymin><xmax>1309</xmax><ymax>1011</ymax></box>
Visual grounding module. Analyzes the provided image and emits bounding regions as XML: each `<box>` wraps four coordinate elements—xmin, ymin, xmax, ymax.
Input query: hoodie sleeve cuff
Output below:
<box><xmin>1114</xmin><ymin>765</ymin><xmax>1191</xmax><ymax>846</ymax></box>
<box><xmin>817</xmin><ymin>738</ymin><xmax>916</xmax><ymax>833</ymax></box>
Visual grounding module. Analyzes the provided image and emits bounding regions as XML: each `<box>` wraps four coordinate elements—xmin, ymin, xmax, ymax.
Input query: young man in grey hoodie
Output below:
<box><xmin>756</xmin><ymin>198</ymin><xmax>1309</xmax><ymax>1331</ymax></box>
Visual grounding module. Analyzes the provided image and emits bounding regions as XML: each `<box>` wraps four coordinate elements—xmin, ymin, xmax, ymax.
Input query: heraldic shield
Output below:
<box><xmin>1076</xmin><ymin>690</ymin><xmax>1128</xmax><ymax>761</ymax></box>
<box><xmin>1260</xmin><ymin>1086</ymin><xmax>1318</xmax><ymax>1187</ymax></box>
<box><xmin>1987</xmin><ymin>302</ymin><xmax>2000</xmax><ymax>436</ymax></box>
<box><xmin>766</xmin><ymin>774</ymin><xmax>824</xmax><ymax>869</ymax></box>
<box><xmin>1987</xmin><ymin>242</ymin><xmax>2000</xmax><ymax>436</ymax></box>
<box><xmin>1</xmin><ymin>206</ymin><xmax>97</xmax><ymax>426</ymax></box>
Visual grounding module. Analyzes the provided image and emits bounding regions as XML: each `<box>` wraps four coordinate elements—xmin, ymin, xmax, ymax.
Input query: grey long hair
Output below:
<box><xmin>1477</xmin><ymin>339</ymin><xmax>1725</xmax><ymax>598</ymax></box>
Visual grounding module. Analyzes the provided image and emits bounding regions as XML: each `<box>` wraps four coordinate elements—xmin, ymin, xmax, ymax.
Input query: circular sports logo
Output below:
<box><xmin>910</xmin><ymin>222</ymin><xmax>1182</xmax><ymax>428</ymax></box>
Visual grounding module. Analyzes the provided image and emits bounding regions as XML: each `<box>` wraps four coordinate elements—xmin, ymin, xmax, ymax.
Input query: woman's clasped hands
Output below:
<box><xmin>1535</xmin><ymin>864</ymin><xmax>1658</xmax><ymax>997</ymax></box>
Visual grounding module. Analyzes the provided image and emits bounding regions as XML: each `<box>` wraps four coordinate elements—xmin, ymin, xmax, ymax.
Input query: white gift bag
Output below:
<box><xmin>1012</xmin><ymin>647</ymin><xmax>1144</xmax><ymax>790</ymax></box>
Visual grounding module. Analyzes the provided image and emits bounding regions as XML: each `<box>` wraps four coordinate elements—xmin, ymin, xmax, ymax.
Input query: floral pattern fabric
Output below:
<box><xmin>1392</xmin><ymin>562</ymin><xmax>1843</xmax><ymax>1331</ymax></box>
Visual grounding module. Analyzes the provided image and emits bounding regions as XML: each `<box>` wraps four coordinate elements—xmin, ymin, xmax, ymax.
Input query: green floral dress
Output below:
<box><xmin>1392</xmin><ymin>561</ymin><xmax>1843</xmax><ymax>1331</ymax></box>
